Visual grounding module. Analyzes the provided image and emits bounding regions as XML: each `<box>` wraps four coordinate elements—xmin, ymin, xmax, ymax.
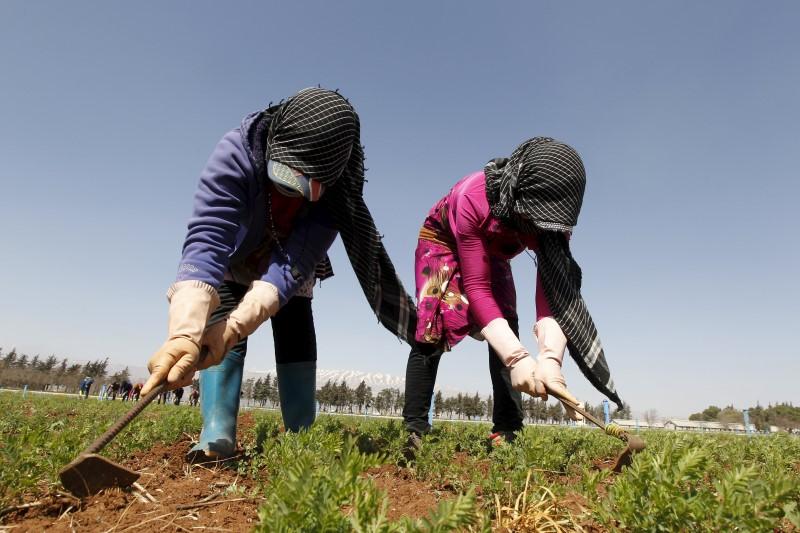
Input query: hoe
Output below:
<box><xmin>59</xmin><ymin>382</ymin><xmax>167</xmax><ymax>497</ymax></box>
<box><xmin>549</xmin><ymin>389</ymin><xmax>646</xmax><ymax>472</ymax></box>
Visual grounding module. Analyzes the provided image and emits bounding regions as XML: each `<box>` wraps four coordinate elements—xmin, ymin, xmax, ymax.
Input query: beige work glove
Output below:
<box><xmin>534</xmin><ymin>317</ymin><xmax>582</xmax><ymax>421</ymax></box>
<box><xmin>142</xmin><ymin>281</ymin><xmax>219</xmax><ymax>395</ymax></box>
<box><xmin>481</xmin><ymin>318</ymin><xmax>546</xmax><ymax>398</ymax></box>
<box><xmin>198</xmin><ymin>281</ymin><xmax>280</xmax><ymax>370</ymax></box>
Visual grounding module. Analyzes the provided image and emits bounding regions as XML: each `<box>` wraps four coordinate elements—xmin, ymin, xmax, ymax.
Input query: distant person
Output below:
<box><xmin>173</xmin><ymin>386</ymin><xmax>184</xmax><ymax>405</ymax></box>
<box><xmin>157</xmin><ymin>390</ymin><xmax>171</xmax><ymax>405</ymax></box>
<box><xmin>140</xmin><ymin>88</ymin><xmax>416</xmax><ymax>461</ymax></box>
<box><xmin>131</xmin><ymin>383</ymin><xmax>143</xmax><ymax>402</ymax></box>
<box><xmin>120</xmin><ymin>380</ymin><xmax>133</xmax><ymax>401</ymax></box>
<box><xmin>402</xmin><ymin>138</ymin><xmax>622</xmax><ymax>453</ymax></box>
<box><xmin>110</xmin><ymin>381</ymin><xmax>120</xmax><ymax>401</ymax></box>
<box><xmin>189</xmin><ymin>386</ymin><xmax>200</xmax><ymax>407</ymax></box>
<box><xmin>79</xmin><ymin>376</ymin><xmax>94</xmax><ymax>399</ymax></box>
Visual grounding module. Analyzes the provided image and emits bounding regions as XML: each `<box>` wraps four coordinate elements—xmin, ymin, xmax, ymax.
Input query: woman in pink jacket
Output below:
<box><xmin>403</xmin><ymin>137</ymin><xmax>622</xmax><ymax>449</ymax></box>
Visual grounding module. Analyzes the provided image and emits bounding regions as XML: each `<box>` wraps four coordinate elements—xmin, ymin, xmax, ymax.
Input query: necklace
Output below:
<box><xmin>267</xmin><ymin>188</ymin><xmax>304</xmax><ymax>281</ymax></box>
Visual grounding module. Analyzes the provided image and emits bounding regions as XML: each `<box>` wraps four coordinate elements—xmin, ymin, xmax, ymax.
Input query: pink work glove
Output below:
<box><xmin>142</xmin><ymin>281</ymin><xmax>219</xmax><ymax>395</ymax></box>
<box><xmin>199</xmin><ymin>281</ymin><xmax>280</xmax><ymax>369</ymax></box>
<box><xmin>534</xmin><ymin>317</ymin><xmax>582</xmax><ymax>420</ymax></box>
<box><xmin>481</xmin><ymin>318</ymin><xmax>546</xmax><ymax>398</ymax></box>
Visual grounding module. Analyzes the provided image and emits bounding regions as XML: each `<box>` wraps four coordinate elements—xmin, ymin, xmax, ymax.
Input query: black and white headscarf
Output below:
<box><xmin>248</xmin><ymin>88</ymin><xmax>416</xmax><ymax>344</ymax></box>
<box><xmin>485</xmin><ymin>138</ymin><xmax>623</xmax><ymax>409</ymax></box>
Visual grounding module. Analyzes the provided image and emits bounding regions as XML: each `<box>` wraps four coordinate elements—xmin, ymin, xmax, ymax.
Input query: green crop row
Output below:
<box><xmin>0</xmin><ymin>391</ymin><xmax>201</xmax><ymax>507</ymax></box>
<box><xmin>1</xmin><ymin>392</ymin><xmax>798</xmax><ymax>531</ymax></box>
<box><xmin>242</xmin><ymin>413</ymin><xmax>800</xmax><ymax>531</ymax></box>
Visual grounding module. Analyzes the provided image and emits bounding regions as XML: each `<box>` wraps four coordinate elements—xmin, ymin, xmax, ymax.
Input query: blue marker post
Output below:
<box><xmin>602</xmin><ymin>399</ymin><xmax>610</xmax><ymax>425</ymax></box>
<box><xmin>742</xmin><ymin>409</ymin><xmax>752</xmax><ymax>437</ymax></box>
<box><xmin>428</xmin><ymin>393</ymin><xmax>435</xmax><ymax>427</ymax></box>
<box><xmin>22</xmin><ymin>385</ymin><xmax>28</xmax><ymax>399</ymax></box>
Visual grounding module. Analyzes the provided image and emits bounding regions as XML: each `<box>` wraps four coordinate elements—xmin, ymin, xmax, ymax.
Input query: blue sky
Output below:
<box><xmin>1</xmin><ymin>1</ymin><xmax>798</xmax><ymax>418</ymax></box>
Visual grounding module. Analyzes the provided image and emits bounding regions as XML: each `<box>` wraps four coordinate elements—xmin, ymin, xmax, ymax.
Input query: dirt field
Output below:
<box><xmin>2</xmin><ymin>413</ymin><xmax>453</xmax><ymax>532</ymax></box>
<box><xmin>2</xmin><ymin>393</ymin><xmax>799</xmax><ymax>532</ymax></box>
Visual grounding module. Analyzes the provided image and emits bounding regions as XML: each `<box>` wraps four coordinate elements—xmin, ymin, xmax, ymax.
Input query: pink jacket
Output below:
<box><xmin>435</xmin><ymin>171</ymin><xmax>553</xmax><ymax>328</ymax></box>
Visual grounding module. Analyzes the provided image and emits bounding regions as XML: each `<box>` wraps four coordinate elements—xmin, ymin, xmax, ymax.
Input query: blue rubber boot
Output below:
<box><xmin>187</xmin><ymin>351</ymin><xmax>244</xmax><ymax>461</ymax></box>
<box><xmin>277</xmin><ymin>361</ymin><xmax>316</xmax><ymax>432</ymax></box>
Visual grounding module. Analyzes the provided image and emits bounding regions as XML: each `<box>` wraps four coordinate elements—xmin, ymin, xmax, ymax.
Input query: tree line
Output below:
<box><xmin>0</xmin><ymin>347</ymin><xmax>132</xmax><ymax>394</ymax></box>
<box><xmin>241</xmin><ymin>375</ymin><xmax>634</xmax><ymax>424</ymax></box>
<box><xmin>1</xmin><ymin>345</ymin><xmax>638</xmax><ymax>425</ymax></box>
<box><xmin>690</xmin><ymin>403</ymin><xmax>800</xmax><ymax>431</ymax></box>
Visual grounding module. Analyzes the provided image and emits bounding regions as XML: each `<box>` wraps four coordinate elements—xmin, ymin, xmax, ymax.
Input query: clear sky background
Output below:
<box><xmin>1</xmin><ymin>1</ymin><xmax>798</xmax><ymax>419</ymax></box>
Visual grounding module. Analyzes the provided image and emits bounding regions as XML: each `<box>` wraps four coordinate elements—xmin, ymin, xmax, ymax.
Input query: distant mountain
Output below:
<box><xmin>248</xmin><ymin>368</ymin><xmax>406</xmax><ymax>391</ymax></box>
<box><xmin>247</xmin><ymin>368</ymin><xmax>466</xmax><ymax>396</ymax></box>
<box><xmin>108</xmin><ymin>363</ymin><xmax>461</xmax><ymax>396</ymax></box>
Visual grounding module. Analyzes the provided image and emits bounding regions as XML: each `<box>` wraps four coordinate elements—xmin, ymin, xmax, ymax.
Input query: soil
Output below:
<box><xmin>3</xmin><ymin>409</ymin><xmax>454</xmax><ymax>531</ymax></box>
<box><xmin>452</xmin><ymin>452</ymin><xmax>491</xmax><ymax>477</ymax></box>
<box><xmin>556</xmin><ymin>492</ymin><xmax>589</xmax><ymax>517</ymax></box>
<box><xmin>364</xmin><ymin>465</ymin><xmax>452</xmax><ymax>521</ymax></box>
<box><xmin>3</xmin><ymin>436</ymin><xmax>261</xmax><ymax>532</ymax></box>
<box><xmin>2</xmin><ymin>413</ymin><xmax>622</xmax><ymax>532</ymax></box>
<box><xmin>591</xmin><ymin>457</ymin><xmax>621</xmax><ymax>474</ymax></box>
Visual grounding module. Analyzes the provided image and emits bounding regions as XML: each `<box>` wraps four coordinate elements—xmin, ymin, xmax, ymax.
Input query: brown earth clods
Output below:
<box><xmin>1</xmin><ymin>411</ymin><xmax>624</xmax><ymax>531</ymax></box>
<box><xmin>363</xmin><ymin>464</ymin><xmax>452</xmax><ymax>521</ymax></box>
<box><xmin>3</xmin><ymin>438</ymin><xmax>261</xmax><ymax>532</ymax></box>
<box><xmin>4</xmin><ymin>451</ymin><xmax>457</xmax><ymax>532</ymax></box>
<box><xmin>3</xmin><ymin>414</ymin><xmax>262</xmax><ymax>532</ymax></box>
<box><xmin>1</xmin><ymin>412</ymin><xmax>460</xmax><ymax>532</ymax></box>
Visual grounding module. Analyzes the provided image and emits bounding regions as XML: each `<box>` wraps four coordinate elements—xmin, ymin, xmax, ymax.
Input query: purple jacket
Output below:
<box><xmin>174</xmin><ymin>113</ymin><xmax>338</xmax><ymax>306</ymax></box>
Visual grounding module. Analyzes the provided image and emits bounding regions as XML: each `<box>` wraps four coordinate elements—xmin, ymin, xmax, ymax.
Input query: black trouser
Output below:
<box><xmin>402</xmin><ymin>318</ymin><xmax>524</xmax><ymax>435</ymax></box>
<box><xmin>214</xmin><ymin>281</ymin><xmax>316</xmax><ymax>365</ymax></box>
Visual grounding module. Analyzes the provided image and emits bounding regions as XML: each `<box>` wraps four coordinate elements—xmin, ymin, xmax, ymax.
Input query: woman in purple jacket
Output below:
<box><xmin>141</xmin><ymin>88</ymin><xmax>416</xmax><ymax>461</ymax></box>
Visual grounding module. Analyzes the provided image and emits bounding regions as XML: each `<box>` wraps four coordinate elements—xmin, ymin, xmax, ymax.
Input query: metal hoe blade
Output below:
<box><xmin>611</xmin><ymin>434</ymin><xmax>646</xmax><ymax>473</ymax></box>
<box><xmin>59</xmin><ymin>381</ymin><xmax>167</xmax><ymax>497</ymax></box>
<box><xmin>548</xmin><ymin>389</ymin><xmax>646</xmax><ymax>472</ymax></box>
<box><xmin>59</xmin><ymin>454</ymin><xmax>140</xmax><ymax>498</ymax></box>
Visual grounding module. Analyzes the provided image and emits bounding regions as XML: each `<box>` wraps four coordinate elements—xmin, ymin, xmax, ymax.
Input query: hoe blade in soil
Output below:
<box><xmin>59</xmin><ymin>381</ymin><xmax>168</xmax><ymax>497</ymax></box>
<box><xmin>59</xmin><ymin>454</ymin><xmax>140</xmax><ymax>498</ymax></box>
<box><xmin>611</xmin><ymin>434</ymin><xmax>646</xmax><ymax>473</ymax></box>
<box><xmin>549</xmin><ymin>389</ymin><xmax>647</xmax><ymax>472</ymax></box>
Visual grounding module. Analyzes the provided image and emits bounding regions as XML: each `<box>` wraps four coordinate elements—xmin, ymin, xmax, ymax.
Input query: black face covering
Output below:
<box><xmin>251</xmin><ymin>88</ymin><xmax>416</xmax><ymax>344</ymax></box>
<box><xmin>485</xmin><ymin>137</ymin><xmax>586</xmax><ymax>233</ymax></box>
<box><xmin>485</xmin><ymin>138</ymin><xmax>622</xmax><ymax>409</ymax></box>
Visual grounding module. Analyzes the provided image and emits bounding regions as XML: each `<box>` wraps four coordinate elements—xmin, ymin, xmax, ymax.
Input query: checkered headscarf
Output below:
<box><xmin>485</xmin><ymin>138</ymin><xmax>623</xmax><ymax>409</ymax></box>
<box><xmin>252</xmin><ymin>88</ymin><xmax>416</xmax><ymax>343</ymax></box>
